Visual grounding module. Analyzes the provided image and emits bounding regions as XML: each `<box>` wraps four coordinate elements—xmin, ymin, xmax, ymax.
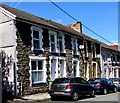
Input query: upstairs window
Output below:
<box><xmin>72</xmin><ymin>38</ymin><xmax>78</xmax><ymax>55</ymax></box>
<box><xmin>49</xmin><ymin>30</ymin><xmax>57</xmax><ymax>52</ymax></box>
<box><xmin>31</xmin><ymin>27</ymin><xmax>43</xmax><ymax>50</ymax></box>
<box><xmin>50</xmin><ymin>35</ymin><xmax>55</xmax><ymax>52</ymax></box>
<box><xmin>58</xmin><ymin>34</ymin><xmax>65</xmax><ymax>53</ymax></box>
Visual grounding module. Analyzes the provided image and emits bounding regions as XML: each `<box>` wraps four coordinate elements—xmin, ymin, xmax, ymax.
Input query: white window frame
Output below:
<box><xmin>31</xmin><ymin>26</ymin><xmax>43</xmax><ymax>51</ymax></box>
<box><xmin>59</xmin><ymin>57</ymin><xmax>66</xmax><ymax>77</ymax></box>
<box><xmin>49</xmin><ymin>30</ymin><xmax>58</xmax><ymax>52</ymax></box>
<box><xmin>29</xmin><ymin>56</ymin><xmax>46</xmax><ymax>85</ymax></box>
<box><xmin>58</xmin><ymin>32</ymin><xmax>65</xmax><ymax>53</ymax></box>
<box><xmin>72</xmin><ymin>38</ymin><xmax>78</xmax><ymax>55</ymax></box>
<box><xmin>50</xmin><ymin>56</ymin><xmax>58</xmax><ymax>80</ymax></box>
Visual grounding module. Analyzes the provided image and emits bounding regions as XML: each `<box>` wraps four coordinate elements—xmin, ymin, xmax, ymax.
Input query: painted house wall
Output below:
<box><xmin>0</xmin><ymin>10</ymin><xmax>16</xmax><ymax>93</ymax></box>
<box><xmin>101</xmin><ymin>47</ymin><xmax>120</xmax><ymax>78</ymax></box>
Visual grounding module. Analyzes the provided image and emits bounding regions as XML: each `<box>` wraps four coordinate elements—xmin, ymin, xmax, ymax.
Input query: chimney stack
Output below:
<box><xmin>68</xmin><ymin>22</ymin><xmax>82</xmax><ymax>33</ymax></box>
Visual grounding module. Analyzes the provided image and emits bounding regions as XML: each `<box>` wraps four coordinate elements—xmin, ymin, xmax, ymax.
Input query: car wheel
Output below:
<box><xmin>90</xmin><ymin>90</ymin><xmax>95</xmax><ymax>97</ymax></box>
<box><xmin>72</xmin><ymin>91</ymin><xmax>79</xmax><ymax>101</ymax></box>
<box><xmin>113</xmin><ymin>87</ymin><xmax>117</xmax><ymax>93</ymax></box>
<box><xmin>103</xmin><ymin>88</ymin><xmax>107</xmax><ymax>95</ymax></box>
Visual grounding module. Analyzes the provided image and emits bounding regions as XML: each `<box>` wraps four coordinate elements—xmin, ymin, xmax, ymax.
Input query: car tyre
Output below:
<box><xmin>90</xmin><ymin>90</ymin><xmax>95</xmax><ymax>97</ymax></box>
<box><xmin>72</xmin><ymin>91</ymin><xmax>79</xmax><ymax>101</ymax></box>
<box><xmin>103</xmin><ymin>88</ymin><xmax>107</xmax><ymax>95</ymax></box>
<box><xmin>113</xmin><ymin>87</ymin><xmax>117</xmax><ymax>93</ymax></box>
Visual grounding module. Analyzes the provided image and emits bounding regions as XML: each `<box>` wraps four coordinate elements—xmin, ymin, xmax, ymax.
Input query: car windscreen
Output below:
<box><xmin>52</xmin><ymin>78</ymin><xmax>70</xmax><ymax>84</ymax></box>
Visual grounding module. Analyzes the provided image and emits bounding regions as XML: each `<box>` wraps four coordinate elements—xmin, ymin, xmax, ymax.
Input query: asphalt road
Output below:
<box><xmin>40</xmin><ymin>92</ymin><xmax>119</xmax><ymax>103</ymax></box>
<box><xmin>7</xmin><ymin>92</ymin><xmax>119</xmax><ymax>103</ymax></box>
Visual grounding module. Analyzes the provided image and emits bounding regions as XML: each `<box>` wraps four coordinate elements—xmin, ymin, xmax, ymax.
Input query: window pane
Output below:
<box><xmin>33</xmin><ymin>30</ymin><xmax>39</xmax><ymax>39</ymax></box>
<box><xmin>59</xmin><ymin>41</ymin><xmax>63</xmax><ymax>52</ymax></box>
<box><xmin>51</xmin><ymin>43</ymin><xmax>55</xmax><ymax>51</ymax></box>
<box><xmin>38</xmin><ymin>71</ymin><xmax>43</xmax><ymax>81</ymax></box>
<box><xmin>38</xmin><ymin>61</ymin><xmax>43</xmax><ymax>70</ymax></box>
<box><xmin>50</xmin><ymin>35</ymin><xmax>55</xmax><ymax>42</ymax></box>
<box><xmin>33</xmin><ymin>40</ymin><xmax>40</xmax><ymax>49</ymax></box>
<box><xmin>32</xmin><ymin>72</ymin><xmax>37</xmax><ymax>82</ymax></box>
<box><xmin>31</xmin><ymin>61</ymin><xmax>36</xmax><ymax>70</ymax></box>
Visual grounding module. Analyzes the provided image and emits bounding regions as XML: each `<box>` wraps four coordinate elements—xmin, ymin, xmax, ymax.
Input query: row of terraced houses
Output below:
<box><xmin>0</xmin><ymin>4</ymin><xmax>120</xmax><ymax>96</ymax></box>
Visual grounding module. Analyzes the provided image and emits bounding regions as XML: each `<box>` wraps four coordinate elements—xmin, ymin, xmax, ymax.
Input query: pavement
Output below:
<box><xmin>8</xmin><ymin>92</ymin><xmax>51</xmax><ymax>102</ymax></box>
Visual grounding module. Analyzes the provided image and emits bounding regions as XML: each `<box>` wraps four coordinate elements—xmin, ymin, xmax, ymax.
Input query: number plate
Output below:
<box><xmin>54</xmin><ymin>92</ymin><xmax>64</xmax><ymax>94</ymax></box>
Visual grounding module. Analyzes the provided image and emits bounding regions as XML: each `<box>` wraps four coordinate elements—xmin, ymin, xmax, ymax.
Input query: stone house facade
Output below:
<box><xmin>101</xmin><ymin>43</ymin><xmax>120</xmax><ymax>78</ymax></box>
<box><xmin>0</xmin><ymin>4</ymin><xmax>102</xmax><ymax>96</ymax></box>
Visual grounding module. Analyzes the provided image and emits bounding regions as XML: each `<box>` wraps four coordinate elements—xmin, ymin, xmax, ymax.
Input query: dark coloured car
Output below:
<box><xmin>109</xmin><ymin>78</ymin><xmax>120</xmax><ymax>91</ymax></box>
<box><xmin>48</xmin><ymin>77</ymin><xmax>95</xmax><ymax>101</ymax></box>
<box><xmin>90</xmin><ymin>78</ymin><xmax>117</xmax><ymax>95</ymax></box>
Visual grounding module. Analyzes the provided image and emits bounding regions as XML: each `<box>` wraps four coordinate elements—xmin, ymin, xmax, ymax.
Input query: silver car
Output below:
<box><xmin>109</xmin><ymin>78</ymin><xmax>120</xmax><ymax>91</ymax></box>
<box><xmin>48</xmin><ymin>77</ymin><xmax>95</xmax><ymax>101</ymax></box>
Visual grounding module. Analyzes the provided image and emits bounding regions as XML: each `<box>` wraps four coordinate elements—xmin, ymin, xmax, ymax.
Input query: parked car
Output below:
<box><xmin>48</xmin><ymin>77</ymin><xmax>95</xmax><ymax>101</ymax></box>
<box><xmin>109</xmin><ymin>78</ymin><xmax>120</xmax><ymax>91</ymax></box>
<box><xmin>88</xmin><ymin>78</ymin><xmax>97</xmax><ymax>83</ymax></box>
<box><xmin>89</xmin><ymin>78</ymin><xmax>117</xmax><ymax>95</ymax></box>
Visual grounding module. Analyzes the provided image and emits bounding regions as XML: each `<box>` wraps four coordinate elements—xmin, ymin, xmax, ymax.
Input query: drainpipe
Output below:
<box><xmin>0</xmin><ymin>55</ymin><xmax>1</xmax><ymax>101</ymax></box>
<box><xmin>13</xmin><ymin>62</ymin><xmax>17</xmax><ymax>96</ymax></box>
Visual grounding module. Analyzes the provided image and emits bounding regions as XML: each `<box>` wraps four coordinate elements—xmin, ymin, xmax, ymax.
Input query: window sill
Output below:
<box><xmin>32</xmin><ymin>82</ymin><xmax>47</xmax><ymax>86</ymax></box>
<box><xmin>33</xmin><ymin>49</ymin><xmax>43</xmax><ymax>55</ymax></box>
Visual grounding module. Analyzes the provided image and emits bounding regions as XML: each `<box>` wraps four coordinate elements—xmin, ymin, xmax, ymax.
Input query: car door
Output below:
<box><xmin>74</xmin><ymin>78</ymin><xmax>86</xmax><ymax>95</ymax></box>
<box><xmin>107</xmin><ymin>79</ymin><xmax>115</xmax><ymax>91</ymax></box>
<box><xmin>80</xmin><ymin>78</ymin><xmax>92</xmax><ymax>95</ymax></box>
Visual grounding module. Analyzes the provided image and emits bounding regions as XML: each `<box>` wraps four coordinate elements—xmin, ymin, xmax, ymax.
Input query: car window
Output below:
<box><xmin>81</xmin><ymin>79</ymin><xmax>88</xmax><ymax>84</ymax></box>
<box><xmin>53</xmin><ymin>78</ymin><xmax>70</xmax><ymax>84</ymax></box>
<box><xmin>74</xmin><ymin>78</ymin><xmax>81</xmax><ymax>83</ymax></box>
<box><xmin>75</xmin><ymin>78</ymin><xmax>88</xmax><ymax>84</ymax></box>
<box><xmin>102</xmin><ymin>79</ymin><xmax>108</xmax><ymax>83</ymax></box>
<box><xmin>70</xmin><ymin>78</ymin><xmax>75</xmax><ymax>83</ymax></box>
<box><xmin>107</xmin><ymin>79</ymin><xmax>112</xmax><ymax>84</ymax></box>
<box><xmin>94</xmin><ymin>79</ymin><xmax>101</xmax><ymax>83</ymax></box>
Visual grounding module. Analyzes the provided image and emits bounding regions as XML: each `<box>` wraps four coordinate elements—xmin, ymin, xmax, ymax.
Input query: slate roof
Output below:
<box><xmin>0</xmin><ymin>4</ymin><xmax>118</xmax><ymax>52</ymax></box>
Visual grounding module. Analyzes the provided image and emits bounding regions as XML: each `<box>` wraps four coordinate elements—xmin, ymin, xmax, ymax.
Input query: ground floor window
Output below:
<box><xmin>30</xmin><ymin>56</ymin><xmax>46</xmax><ymax>84</ymax></box>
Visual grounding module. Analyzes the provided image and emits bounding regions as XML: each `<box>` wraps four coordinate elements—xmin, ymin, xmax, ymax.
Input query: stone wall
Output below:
<box><xmin>16</xmin><ymin>21</ymin><xmax>48</xmax><ymax>95</ymax></box>
<box><xmin>65</xmin><ymin>34</ymin><xmax>73</xmax><ymax>77</ymax></box>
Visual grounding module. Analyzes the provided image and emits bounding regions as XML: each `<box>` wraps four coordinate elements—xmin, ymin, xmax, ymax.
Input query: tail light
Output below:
<box><xmin>66</xmin><ymin>84</ymin><xmax>72</xmax><ymax>89</ymax></box>
<box><xmin>50</xmin><ymin>84</ymin><xmax>52</xmax><ymax>89</ymax></box>
<box><xmin>119</xmin><ymin>82</ymin><xmax>120</xmax><ymax>84</ymax></box>
<box><xmin>95</xmin><ymin>83</ymin><xmax>101</xmax><ymax>87</ymax></box>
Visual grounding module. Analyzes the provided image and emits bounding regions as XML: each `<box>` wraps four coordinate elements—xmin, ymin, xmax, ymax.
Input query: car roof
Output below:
<box><xmin>55</xmin><ymin>77</ymin><xmax>84</xmax><ymax>80</ymax></box>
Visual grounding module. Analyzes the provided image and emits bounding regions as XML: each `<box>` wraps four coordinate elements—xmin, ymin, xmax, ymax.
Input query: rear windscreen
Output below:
<box><xmin>111</xmin><ymin>78</ymin><xmax>119</xmax><ymax>82</ymax></box>
<box><xmin>94</xmin><ymin>79</ymin><xmax>101</xmax><ymax>83</ymax></box>
<box><xmin>53</xmin><ymin>78</ymin><xmax>70</xmax><ymax>84</ymax></box>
